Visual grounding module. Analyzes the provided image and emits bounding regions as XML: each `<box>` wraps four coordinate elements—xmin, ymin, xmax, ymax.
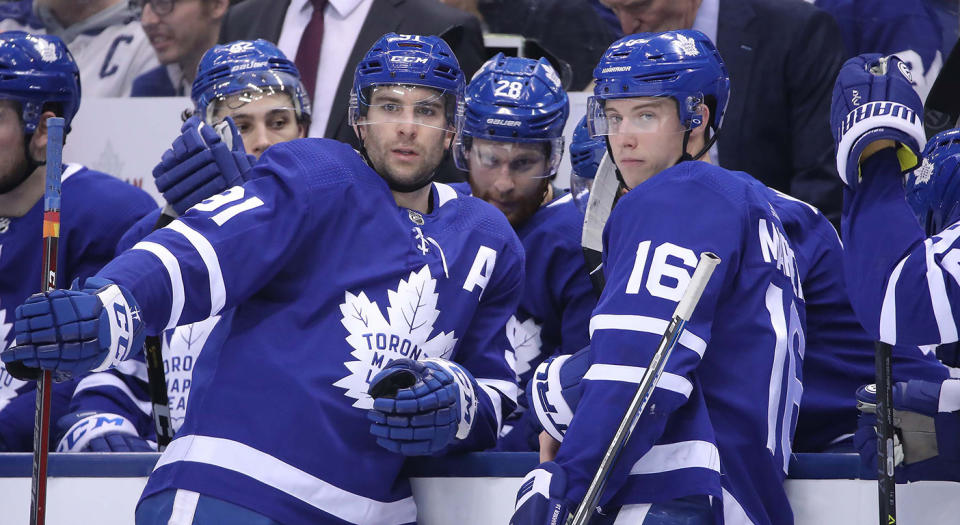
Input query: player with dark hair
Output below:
<box><xmin>3</xmin><ymin>33</ymin><xmax>521</xmax><ymax>524</ymax></box>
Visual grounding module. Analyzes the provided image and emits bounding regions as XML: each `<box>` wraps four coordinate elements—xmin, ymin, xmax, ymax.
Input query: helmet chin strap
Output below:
<box><xmin>356</xmin><ymin>129</ymin><xmax>455</xmax><ymax>207</ymax></box>
<box><xmin>0</xmin><ymin>136</ymin><xmax>44</xmax><ymax>195</ymax></box>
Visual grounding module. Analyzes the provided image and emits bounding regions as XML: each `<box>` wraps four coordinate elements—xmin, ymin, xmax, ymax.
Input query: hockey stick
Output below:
<box><xmin>568</xmin><ymin>252</ymin><xmax>721</xmax><ymax>525</ymax></box>
<box><xmin>875</xmin><ymin>341</ymin><xmax>897</xmax><ymax>525</ymax></box>
<box><xmin>580</xmin><ymin>151</ymin><xmax>618</xmax><ymax>295</ymax></box>
<box><xmin>924</xmin><ymin>39</ymin><xmax>960</xmax><ymax>139</ymax></box>
<box><xmin>30</xmin><ymin>117</ymin><xmax>65</xmax><ymax>525</ymax></box>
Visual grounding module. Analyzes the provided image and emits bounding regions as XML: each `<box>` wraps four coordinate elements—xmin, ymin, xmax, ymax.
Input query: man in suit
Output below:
<box><xmin>600</xmin><ymin>0</ymin><xmax>846</xmax><ymax>226</ymax></box>
<box><xmin>219</xmin><ymin>0</ymin><xmax>485</xmax><ymax>153</ymax></box>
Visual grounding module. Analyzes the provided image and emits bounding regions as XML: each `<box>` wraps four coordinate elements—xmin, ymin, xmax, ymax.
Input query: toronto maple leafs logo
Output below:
<box><xmin>33</xmin><ymin>37</ymin><xmax>57</xmax><ymax>62</ymax></box>
<box><xmin>914</xmin><ymin>157</ymin><xmax>934</xmax><ymax>184</ymax></box>
<box><xmin>676</xmin><ymin>34</ymin><xmax>699</xmax><ymax>56</ymax></box>
<box><xmin>334</xmin><ymin>265</ymin><xmax>458</xmax><ymax>408</ymax></box>
<box><xmin>506</xmin><ymin>315</ymin><xmax>543</xmax><ymax>381</ymax></box>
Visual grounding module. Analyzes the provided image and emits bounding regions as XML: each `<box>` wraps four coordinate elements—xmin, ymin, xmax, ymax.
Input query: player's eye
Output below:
<box><xmin>269</xmin><ymin>117</ymin><xmax>289</xmax><ymax>129</ymax></box>
<box><xmin>510</xmin><ymin>158</ymin><xmax>535</xmax><ymax>172</ymax></box>
<box><xmin>605</xmin><ymin>113</ymin><xmax>622</xmax><ymax>124</ymax></box>
<box><xmin>415</xmin><ymin>105</ymin><xmax>437</xmax><ymax>117</ymax></box>
<box><xmin>382</xmin><ymin>103</ymin><xmax>400</xmax><ymax>113</ymax></box>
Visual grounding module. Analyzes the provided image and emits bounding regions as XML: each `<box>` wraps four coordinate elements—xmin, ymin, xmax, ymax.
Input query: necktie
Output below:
<box><xmin>294</xmin><ymin>0</ymin><xmax>327</xmax><ymax>104</ymax></box>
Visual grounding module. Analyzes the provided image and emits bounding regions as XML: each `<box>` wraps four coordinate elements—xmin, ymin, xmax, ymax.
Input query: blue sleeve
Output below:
<box><xmin>95</xmin><ymin>139</ymin><xmax>356</xmax><ymax>336</ymax></box>
<box><xmin>116</xmin><ymin>208</ymin><xmax>164</xmax><ymax>256</ymax></box>
<box><xmin>0</xmin><ymin>379</ymin><xmax>77</xmax><ymax>451</ymax></box>
<box><xmin>66</xmin><ymin>359</ymin><xmax>155</xmax><ymax>441</ymax></box>
<box><xmin>555</xmin><ymin>174</ymin><xmax>743</xmax><ymax>504</ymax></box>
<box><xmin>842</xmin><ymin>147</ymin><xmax>960</xmax><ymax>346</ymax></box>
<box><xmin>448</xmin><ymin>229</ymin><xmax>525</xmax><ymax>452</ymax></box>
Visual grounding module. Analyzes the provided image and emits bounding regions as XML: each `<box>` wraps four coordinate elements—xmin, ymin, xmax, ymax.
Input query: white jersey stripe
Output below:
<box><xmin>880</xmin><ymin>256</ymin><xmax>909</xmax><ymax>344</ymax></box>
<box><xmin>155</xmin><ymin>435</ymin><xmax>418</xmax><ymax>525</ymax></box>
<box><xmin>589</xmin><ymin>314</ymin><xmax>707</xmax><ymax>357</ymax></box>
<box><xmin>74</xmin><ymin>372</ymin><xmax>152</xmax><ymax>417</ymax></box>
<box><xmin>613</xmin><ymin>503</ymin><xmax>651</xmax><ymax>524</ymax></box>
<box><xmin>477</xmin><ymin>377</ymin><xmax>519</xmax><ymax>406</ymax></box>
<box><xmin>629</xmin><ymin>440</ymin><xmax>720</xmax><ymax>476</ymax></box>
<box><xmin>924</xmin><ymin>238</ymin><xmax>958</xmax><ymax>344</ymax></box>
<box><xmin>583</xmin><ymin>363</ymin><xmax>693</xmax><ymax>398</ymax></box>
<box><xmin>477</xmin><ymin>384</ymin><xmax>503</xmax><ymax>432</ymax></box>
<box><xmin>131</xmin><ymin>241</ymin><xmax>184</xmax><ymax>330</ymax></box>
<box><xmin>434</xmin><ymin>182</ymin><xmax>459</xmax><ymax>207</ymax></box>
<box><xmin>168</xmin><ymin>489</ymin><xmax>200</xmax><ymax>525</ymax></box>
<box><xmin>721</xmin><ymin>487</ymin><xmax>755</xmax><ymax>525</ymax></box>
<box><xmin>167</xmin><ymin>221</ymin><xmax>227</xmax><ymax>317</ymax></box>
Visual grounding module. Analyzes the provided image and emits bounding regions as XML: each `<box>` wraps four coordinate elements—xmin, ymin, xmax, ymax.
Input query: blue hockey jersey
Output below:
<box><xmin>95</xmin><ymin>138</ymin><xmax>523</xmax><ymax>525</ymax></box>
<box><xmin>843</xmin><ymin>148</ymin><xmax>960</xmax><ymax>347</ymax></box>
<box><xmin>0</xmin><ymin>164</ymin><xmax>155</xmax><ymax>450</ymax></box>
<box><xmin>555</xmin><ymin>161</ymin><xmax>805</xmax><ymax>524</ymax></box>
<box><xmin>815</xmin><ymin>0</ymin><xmax>943</xmax><ymax>101</ymax></box>
<box><xmin>729</xmin><ymin>172</ymin><xmax>950</xmax><ymax>452</ymax></box>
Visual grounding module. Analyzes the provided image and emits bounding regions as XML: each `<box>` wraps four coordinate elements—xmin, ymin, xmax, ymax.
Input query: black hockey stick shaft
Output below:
<box><xmin>875</xmin><ymin>341</ymin><xmax>897</xmax><ymax>524</ymax></box>
<box><xmin>144</xmin><ymin>207</ymin><xmax>176</xmax><ymax>450</ymax></box>
<box><xmin>924</xmin><ymin>39</ymin><xmax>960</xmax><ymax>139</ymax></box>
<box><xmin>30</xmin><ymin>117</ymin><xmax>65</xmax><ymax>525</ymax></box>
<box><xmin>569</xmin><ymin>252</ymin><xmax>721</xmax><ymax>525</ymax></box>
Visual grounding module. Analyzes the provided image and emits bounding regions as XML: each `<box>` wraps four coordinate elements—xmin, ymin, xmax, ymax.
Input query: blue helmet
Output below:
<box><xmin>192</xmin><ymin>39</ymin><xmax>310</xmax><ymax>125</ymax></box>
<box><xmin>454</xmin><ymin>53</ymin><xmax>569</xmax><ymax>176</ymax></box>
<box><xmin>349</xmin><ymin>33</ymin><xmax>465</xmax><ymax>132</ymax></box>
<box><xmin>569</xmin><ymin>115</ymin><xmax>605</xmax><ymax>180</ymax></box>
<box><xmin>0</xmin><ymin>31</ymin><xmax>81</xmax><ymax>134</ymax></box>
<box><xmin>588</xmin><ymin>30</ymin><xmax>729</xmax><ymax>139</ymax></box>
<box><xmin>905</xmin><ymin>128</ymin><xmax>960</xmax><ymax>235</ymax></box>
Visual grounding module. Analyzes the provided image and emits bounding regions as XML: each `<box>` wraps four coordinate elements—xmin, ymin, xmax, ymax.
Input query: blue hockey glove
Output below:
<box><xmin>55</xmin><ymin>411</ymin><xmax>154</xmax><ymax>452</ymax></box>
<box><xmin>529</xmin><ymin>346</ymin><xmax>591</xmax><ymax>443</ymax></box>
<box><xmin>855</xmin><ymin>380</ymin><xmax>960</xmax><ymax>481</ymax></box>
<box><xmin>831</xmin><ymin>54</ymin><xmax>926</xmax><ymax>190</ymax></box>
<box><xmin>1</xmin><ymin>277</ymin><xmax>145</xmax><ymax>380</ymax></box>
<box><xmin>153</xmin><ymin>115</ymin><xmax>255</xmax><ymax>215</ymax></box>
<box><xmin>367</xmin><ymin>358</ymin><xmax>478</xmax><ymax>455</ymax></box>
<box><xmin>510</xmin><ymin>461</ymin><xmax>571</xmax><ymax>525</ymax></box>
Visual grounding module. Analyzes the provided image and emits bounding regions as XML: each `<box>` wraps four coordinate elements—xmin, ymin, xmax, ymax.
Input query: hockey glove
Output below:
<box><xmin>528</xmin><ymin>346</ymin><xmax>591</xmax><ymax>443</ymax></box>
<box><xmin>55</xmin><ymin>411</ymin><xmax>154</xmax><ymax>452</ymax></box>
<box><xmin>153</xmin><ymin>115</ymin><xmax>255</xmax><ymax>215</ymax></box>
<box><xmin>509</xmin><ymin>461</ymin><xmax>571</xmax><ymax>525</ymax></box>
<box><xmin>855</xmin><ymin>380</ymin><xmax>960</xmax><ymax>481</ymax></box>
<box><xmin>1</xmin><ymin>277</ymin><xmax>145</xmax><ymax>380</ymax></box>
<box><xmin>831</xmin><ymin>54</ymin><xmax>926</xmax><ymax>190</ymax></box>
<box><xmin>367</xmin><ymin>357</ymin><xmax>478</xmax><ymax>455</ymax></box>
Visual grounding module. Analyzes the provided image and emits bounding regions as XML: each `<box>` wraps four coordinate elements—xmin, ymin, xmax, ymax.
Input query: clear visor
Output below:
<box><xmin>570</xmin><ymin>170</ymin><xmax>593</xmax><ymax>215</ymax></box>
<box><xmin>349</xmin><ymin>83</ymin><xmax>460</xmax><ymax>132</ymax></box>
<box><xmin>454</xmin><ymin>136</ymin><xmax>564</xmax><ymax>179</ymax></box>
<box><xmin>204</xmin><ymin>70</ymin><xmax>304</xmax><ymax>125</ymax></box>
<box><xmin>586</xmin><ymin>95</ymin><xmax>696</xmax><ymax>136</ymax></box>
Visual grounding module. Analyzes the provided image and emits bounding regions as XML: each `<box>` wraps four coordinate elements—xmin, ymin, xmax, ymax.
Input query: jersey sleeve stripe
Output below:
<box><xmin>131</xmin><ymin>241</ymin><xmax>185</xmax><ymax>330</ymax></box>
<box><xmin>628</xmin><ymin>439</ymin><xmax>720</xmax><ymax>476</ymax></box>
<box><xmin>514</xmin><ymin>468</ymin><xmax>553</xmax><ymax>510</ymax></box>
<box><xmin>583</xmin><ymin>363</ymin><xmax>693</xmax><ymax>398</ymax></box>
<box><xmin>167</xmin><ymin>221</ymin><xmax>226</xmax><ymax>317</ymax></box>
<box><xmin>114</xmin><ymin>358</ymin><xmax>149</xmax><ymax>382</ymax></box>
<box><xmin>477</xmin><ymin>383</ymin><xmax>504</xmax><ymax>432</ymax></box>
<box><xmin>155</xmin><ymin>434</ymin><xmax>418</xmax><ymax>525</ymax></box>
<box><xmin>589</xmin><ymin>314</ymin><xmax>707</xmax><ymax>357</ymax></box>
<box><xmin>923</xmin><ymin>238</ymin><xmax>959</xmax><ymax>343</ymax></box>
<box><xmin>477</xmin><ymin>377</ymin><xmax>519</xmax><ymax>406</ymax></box>
<box><xmin>721</xmin><ymin>487</ymin><xmax>753</xmax><ymax>525</ymax></box>
<box><xmin>73</xmin><ymin>372</ymin><xmax>152</xmax><ymax>417</ymax></box>
<box><xmin>880</xmin><ymin>255</ymin><xmax>909</xmax><ymax>344</ymax></box>
<box><xmin>168</xmin><ymin>489</ymin><xmax>201</xmax><ymax>524</ymax></box>
<box><xmin>940</xmin><ymin>379</ymin><xmax>960</xmax><ymax>412</ymax></box>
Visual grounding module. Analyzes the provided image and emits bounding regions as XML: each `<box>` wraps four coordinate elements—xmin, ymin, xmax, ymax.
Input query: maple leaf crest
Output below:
<box><xmin>506</xmin><ymin>315</ymin><xmax>543</xmax><ymax>381</ymax></box>
<box><xmin>677</xmin><ymin>34</ymin><xmax>699</xmax><ymax>56</ymax></box>
<box><xmin>913</xmin><ymin>157</ymin><xmax>934</xmax><ymax>185</ymax></box>
<box><xmin>334</xmin><ymin>265</ymin><xmax>458</xmax><ymax>408</ymax></box>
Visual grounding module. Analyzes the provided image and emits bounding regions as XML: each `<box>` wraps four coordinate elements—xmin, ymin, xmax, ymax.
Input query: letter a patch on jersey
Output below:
<box><xmin>334</xmin><ymin>265</ymin><xmax>458</xmax><ymax>408</ymax></box>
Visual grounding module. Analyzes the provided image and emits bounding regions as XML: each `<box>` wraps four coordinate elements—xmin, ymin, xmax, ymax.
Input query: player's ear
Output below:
<box><xmin>354</xmin><ymin>124</ymin><xmax>365</xmax><ymax>142</ymax></box>
<box><xmin>28</xmin><ymin>110</ymin><xmax>58</xmax><ymax>162</ymax></box>
<box><xmin>209</xmin><ymin>0</ymin><xmax>230</xmax><ymax>18</ymax></box>
<box><xmin>686</xmin><ymin>103</ymin><xmax>710</xmax><ymax>156</ymax></box>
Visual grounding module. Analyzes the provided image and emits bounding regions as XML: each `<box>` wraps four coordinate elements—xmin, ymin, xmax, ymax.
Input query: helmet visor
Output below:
<box><xmin>454</xmin><ymin>135</ymin><xmax>563</xmax><ymax>178</ymax></box>
<box><xmin>349</xmin><ymin>83</ymin><xmax>461</xmax><ymax>132</ymax></box>
<box><xmin>204</xmin><ymin>70</ymin><xmax>306</xmax><ymax>124</ymax></box>
<box><xmin>586</xmin><ymin>95</ymin><xmax>697</xmax><ymax>136</ymax></box>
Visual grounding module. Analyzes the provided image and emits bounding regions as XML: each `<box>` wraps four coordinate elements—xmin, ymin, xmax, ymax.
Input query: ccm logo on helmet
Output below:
<box><xmin>390</xmin><ymin>56</ymin><xmax>429</xmax><ymax>64</ymax></box>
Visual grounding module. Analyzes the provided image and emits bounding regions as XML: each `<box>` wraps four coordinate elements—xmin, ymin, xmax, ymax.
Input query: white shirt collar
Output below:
<box><xmin>294</xmin><ymin>0</ymin><xmax>366</xmax><ymax>18</ymax></box>
<box><xmin>692</xmin><ymin>0</ymin><xmax>720</xmax><ymax>45</ymax></box>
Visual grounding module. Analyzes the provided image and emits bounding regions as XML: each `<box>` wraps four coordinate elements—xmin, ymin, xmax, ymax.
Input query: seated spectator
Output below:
<box><xmin>600</xmin><ymin>0</ymin><xmax>847</xmax><ymax>227</ymax></box>
<box><xmin>0</xmin><ymin>0</ymin><xmax>159</xmax><ymax>96</ymax></box>
<box><xmin>131</xmin><ymin>0</ymin><xmax>229</xmax><ymax>97</ymax></box>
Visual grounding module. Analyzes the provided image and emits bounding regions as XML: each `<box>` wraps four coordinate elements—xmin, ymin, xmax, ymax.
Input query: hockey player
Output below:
<box><xmin>0</xmin><ymin>0</ymin><xmax>159</xmax><ymax>97</ymax></box>
<box><xmin>53</xmin><ymin>40</ymin><xmax>308</xmax><ymax>454</ymax></box>
<box><xmin>449</xmin><ymin>54</ymin><xmax>595</xmax><ymax>451</ymax></box>
<box><xmin>510</xmin><ymin>30</ymin><xmax>805</xmax><ymax>524</ymax></box>
<box><xmin>3</xmin><ymin>33</ymin><xmax>521</xmax><ymax>525</ymax></box>
<box><xmin>0</xmin><ymin>31</ymin><xmax>156</xmax><ymax>452</ymax></box>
